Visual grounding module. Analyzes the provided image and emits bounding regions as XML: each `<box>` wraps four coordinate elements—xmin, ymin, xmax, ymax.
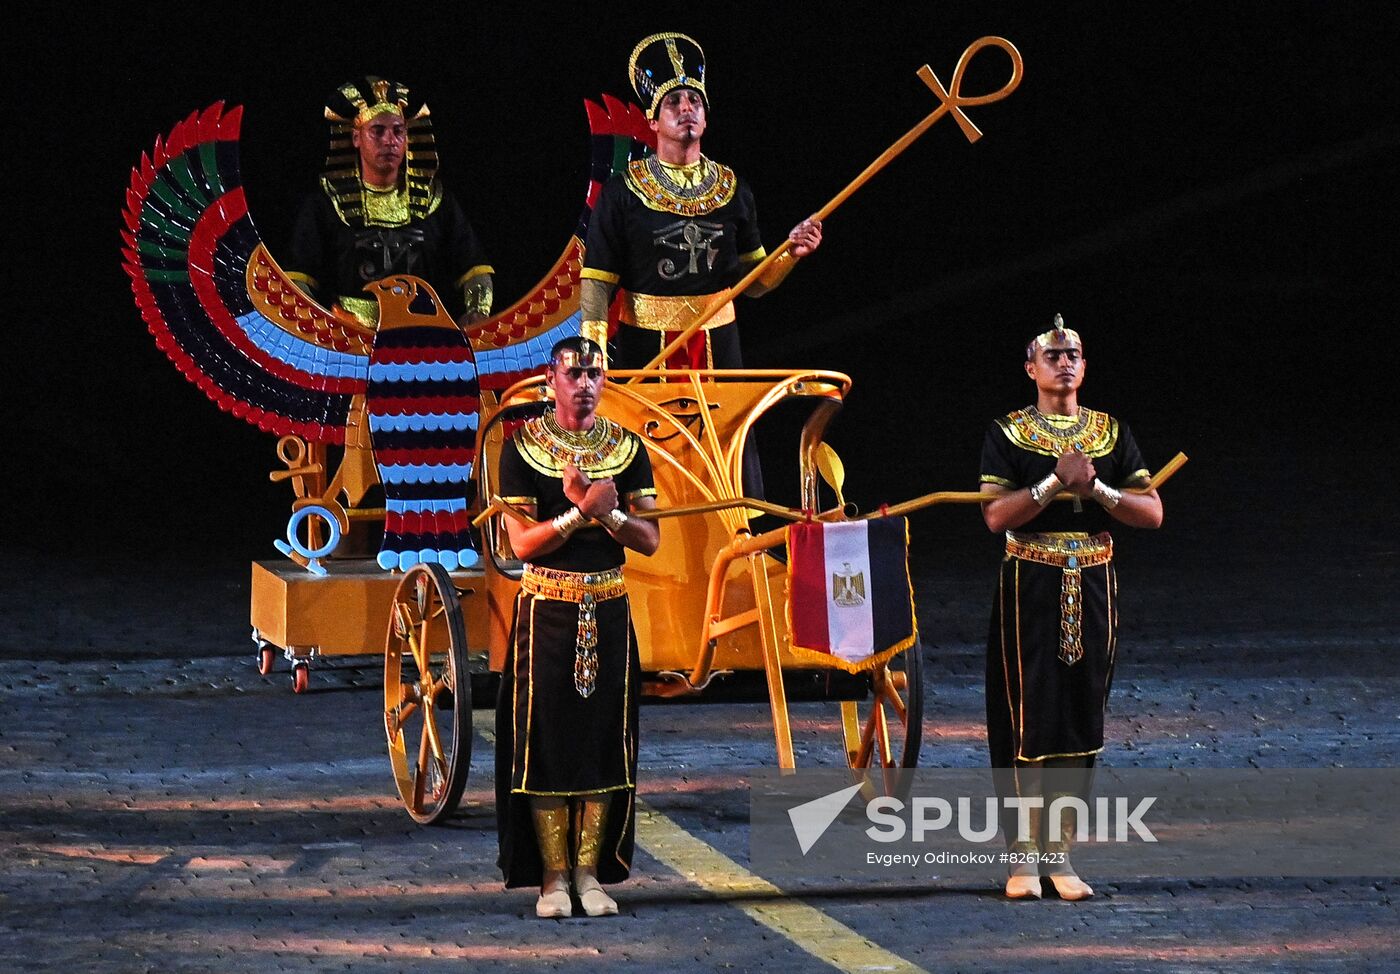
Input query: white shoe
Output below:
<box><xmin>536</xmin><ymin>876</ymin><xmax>572</xmax><ymax>918</ymax></box>
<box><xmin>575</xmin><ymin>869</ymin><xmax>619</xmax><ymax>917</ymax></box>
<box><xmin>1049</xmin><ymin>873</ymin><xmax>1094</xmax><ymax>901</ymax></box>
<box><xmin>1004</xmin><ymin>874</ymin><xmax>1042</xmax><ymax>899</ymax></box>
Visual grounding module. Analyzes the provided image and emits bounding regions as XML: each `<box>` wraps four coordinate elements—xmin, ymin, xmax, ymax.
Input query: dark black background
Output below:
<box><xmin>11</xmin><ymin>3</ymin><xmax>1397</xmax><ymax>639</ymax></box>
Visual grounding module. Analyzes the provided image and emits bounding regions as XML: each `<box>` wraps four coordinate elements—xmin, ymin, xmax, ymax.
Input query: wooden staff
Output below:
<box><xmin>475</xmin><ymin>494</ymin><xmax>834</xmax><ymax>527</ymax></box>
<box><xmin>475</xmin><ymin>455</ymin><xmax>1186</xmax><ymax>529</ymax></box>
<box><xmin>631</xmin><ymin>35</ymin><xmax>1025</xmax><ymax>378</ymax></box>
<box><xmin>867</xmin><ymin>453</ymin><xmax>1190</xmax><ymax>520</ymax></box>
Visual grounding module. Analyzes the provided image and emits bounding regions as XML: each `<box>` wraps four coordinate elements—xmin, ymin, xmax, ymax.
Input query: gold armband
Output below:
<box><xmin>757</xmin><ymin>250</ymin><xmax>798</xmax><ymax>290</ymax></box>
<box><xmin>462</xmin><ymin>274</ymin><xmax>494</xmax><ymax>319</ymax></box>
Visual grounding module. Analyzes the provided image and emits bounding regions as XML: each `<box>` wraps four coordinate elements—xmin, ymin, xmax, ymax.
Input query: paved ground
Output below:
<box><xmin>2</xmin><ymin>550</ymin><xmax>1397</xmax><ymax>972</ymax></box>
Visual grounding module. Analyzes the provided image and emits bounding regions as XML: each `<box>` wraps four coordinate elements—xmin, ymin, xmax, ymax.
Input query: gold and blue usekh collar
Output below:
<box><xmin>624</xmin><ymin>156</ymin><xmax>736</xmax><ymax>216</ymax></box>
<box><xmin>516</xmin><ymin>413</ymin><xmax>638</xmax><ymax>478</ymax></box>
<box><xmin>996</xmin><ymin>407</ymin><xmax>1118</xmax><ymax>458</ymax></box>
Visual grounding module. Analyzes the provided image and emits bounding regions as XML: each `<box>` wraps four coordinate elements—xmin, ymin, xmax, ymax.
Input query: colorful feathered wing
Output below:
<box><xmin>121</xmin><ymin>103</ymin><xmax>371</xmax><ymax>444</ymax></box>
<box><xmin>121</xmin><ymin>95</ymin><xmax>654</xmax><ymax>570</ymax></box>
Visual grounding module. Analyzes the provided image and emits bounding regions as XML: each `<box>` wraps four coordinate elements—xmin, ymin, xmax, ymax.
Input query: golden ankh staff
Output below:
<box><xmin>633</xmin><ymin>36</ymin><xmax>1025</xmax><ymax>378</ymax></box>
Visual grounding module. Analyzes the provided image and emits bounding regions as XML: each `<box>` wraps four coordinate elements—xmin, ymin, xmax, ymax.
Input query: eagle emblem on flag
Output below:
<box><xmin>786</xmin><ymin>517</ymin><xmax>917</xmax><ymax>673</ymax></box>
<box><xmin>832</xmin><ymin>563</ymin><xmax>867</xmax><ymax>607</ymax></box>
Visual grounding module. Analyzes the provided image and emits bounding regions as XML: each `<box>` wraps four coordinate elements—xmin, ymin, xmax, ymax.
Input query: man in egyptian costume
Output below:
<box><xmin>494</xmin><ymin>337</ymin><xmax>660</xmax><ymax>918</ymax></box>
<box><xmin>280</xmin><ymin>76</ymin><xmax>496</xmax><ymax>546</ymax></box>
<box><xmin>580</xmin><ymin>32</ymin><xmax>823</xmax><ymax>371</ymax></box>
<box><xmin>979</xmin><ymin>316</ymin><xmax>1163</xmax><ymax>900</ymax></box>
<box><xmin>285</xmin><ymin>76</ymin><xmax>494</xmax><ymax>331</ymax></box>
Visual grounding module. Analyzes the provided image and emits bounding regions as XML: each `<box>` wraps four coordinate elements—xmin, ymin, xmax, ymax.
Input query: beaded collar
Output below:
<box><xmin>516</xmin><ymin>411</ymin><xmax>639</xmax><ymax>478</ymax></box>
<box><xmin>997</xmin><ymin>406</ymin><xmax>1118</xmax><ymax>458</ymax></box>
<box><xmin>624</xmin><ymin>154</ymin><xmax>737</xmax><ymax>216</ymax></box>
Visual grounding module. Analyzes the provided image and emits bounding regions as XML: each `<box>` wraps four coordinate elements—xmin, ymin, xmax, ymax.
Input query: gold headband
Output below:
<box><xmin>354</xmin><ymin>102</ymin><xmax>405</xmax><ymax>128</ymax></box>
<box><xmin>1027</xmin><ymin>313</ymin><xmax>1082</xmax><ymax>358</ymax></box>
<box><xmin>554</xmin><ymin>340</ymin><xmax>604</xmax><ymax>369</ymax></box>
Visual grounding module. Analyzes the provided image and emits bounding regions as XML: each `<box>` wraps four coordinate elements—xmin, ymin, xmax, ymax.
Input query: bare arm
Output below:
<box><xmin>981</xmin><ymin>459</ymin><xmax>1164</xmax><ymax>533</ymax></box>
<box><xmin>503</xmin><ymin>466</ymin><xmax>612</xmax><ymax>560</ymax></box>
<box><xmin>609</xmin><ymin>494</ymin><xmax>660</xmax><ymax>556</ymax></box>
<box><xmin>1106</xmin><ymin>486</ymin><xmax>1163</xmax><ymax>529</ymax></box>
<box><xmin>745</xmin><ymin>219</ymin><xmax>823</xmax><ymax>297</ymax></box>
<box><xmin>503</xmin><ymin>503</ymin><xmax>569</xmax><ymax>561</ymax></box>
<box><xmin>981</xmin><ymin>449</ymin><xmax>1098</xmax><ymax>533</ymax></box>
<box><xmin>980</xmin><ymin>482</ymin><xmax>1043</xmax><ymax>533</ymax></box>
<box><xmin>980</xmin><ymin>447</ymin><xmax>1164</xmax><ymax>531</ymax></box>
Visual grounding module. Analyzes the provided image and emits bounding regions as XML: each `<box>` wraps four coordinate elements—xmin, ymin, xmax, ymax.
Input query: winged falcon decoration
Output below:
<box><xmin>121</xmin><ymin>96</ymin><xmax>655</xmax><ymax>571</ymax></box>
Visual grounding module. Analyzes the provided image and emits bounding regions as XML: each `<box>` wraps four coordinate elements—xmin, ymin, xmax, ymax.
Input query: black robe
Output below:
<box><xmin>979</xmin><ymin>408</ymin><xmax>1150</xmax><ymax>766</ymax></box>
<box><xmin>493</xmin><ymin>420</ymin><xmax>655</xmax><ymax>888</ymax></box>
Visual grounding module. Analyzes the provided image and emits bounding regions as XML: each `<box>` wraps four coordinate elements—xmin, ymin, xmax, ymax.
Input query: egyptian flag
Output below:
<box><xmin>786</xmin><ymin>517</ymin><xmax>918</xmax><ymax>673</ymax></box>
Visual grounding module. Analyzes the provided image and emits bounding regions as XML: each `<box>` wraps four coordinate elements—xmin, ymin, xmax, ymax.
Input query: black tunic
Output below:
<box><xmin>287</xmin><ymin>185</ymin><xmax>489</xmax><ymax>320</ymax></box>
<box><xmin>583</xmin><ymin>163</ymin><xmax>763</xmax><ymax>369</ymax></box>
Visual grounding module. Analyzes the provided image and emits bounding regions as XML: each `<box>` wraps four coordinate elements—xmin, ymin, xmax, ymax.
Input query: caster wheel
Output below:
<box><xmin>292</xmin><ymin>663</ymin><xmax>310</xmax><ymax>694</ymax></box>
<box><xmin>257</xmin><ymin>646</ymin><xmax>277</xmax><ymax>676</ymax></box>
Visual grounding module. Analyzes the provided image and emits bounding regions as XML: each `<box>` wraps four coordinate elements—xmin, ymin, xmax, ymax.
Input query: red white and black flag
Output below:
<box><xmin>786</xmin><ymin>517</ymin><xmax>918</xmax><ymax>673</ymax></box>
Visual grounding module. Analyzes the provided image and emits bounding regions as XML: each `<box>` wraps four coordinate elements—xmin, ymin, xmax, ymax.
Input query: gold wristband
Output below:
<box><xmin>1029</xmin><ymin>473</ymin><xmax>1063</xmax><ymax>507</ymax></box>
<box><xmin>580</xmin><ymin>319</ymin><xmax>610</xmax><ymax>360</ymax></box>
<box><xmin>551</xmin><ymin>507</ymin><xmax>586</xmax><ymax>538</ymax></box>
<box><xmin>1091</xmin><ymin>480</ymin><xmax>1122</xmax><ymax>509</ymax></box>
<box><xmin>462</xmin><ymin>276</ymin><xmax>494</xmax><ymax>318</ymax></box>
<box><xmin>757</xmin><ymin>250</ymin><xmax>798</xmax><ymax>290</ymax></box>
<box><xmin>601</xmin><ymin>508</ymin><xmax>628</xmax><ymax>532</ymax></box>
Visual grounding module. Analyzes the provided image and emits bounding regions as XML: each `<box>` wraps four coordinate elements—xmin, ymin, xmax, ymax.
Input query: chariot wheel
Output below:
<box><xmin>384</xmin><ymin>563</ymin><xmax>471</xmax><ymax>825</ymax></box>
<box><xmin>840</xmin><ymin>642</ymin><xmax>924</xmax><ymax>794</ymax></box>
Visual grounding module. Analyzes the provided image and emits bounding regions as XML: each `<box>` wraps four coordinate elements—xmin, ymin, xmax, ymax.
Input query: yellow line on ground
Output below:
<box><xmin>635</xmin><ymin>799</ymin><xmax>926</xmax><ymax>974</ymax></box>
<box><xmin>476</xmin><ymin>716</ymin><xmax>924</xmax><ymax>973</ymax></box>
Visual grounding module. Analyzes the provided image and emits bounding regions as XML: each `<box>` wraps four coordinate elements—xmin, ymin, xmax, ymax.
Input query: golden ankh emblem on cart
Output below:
<box><xmin>917</xmin><ymin>36</ymin><xmax>1024</xmax><ymax>143</ymax></box>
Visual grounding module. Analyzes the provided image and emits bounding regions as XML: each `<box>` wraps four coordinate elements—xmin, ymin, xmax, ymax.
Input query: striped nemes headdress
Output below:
<box><xmin>321</xmin><ymin>76</ymin><xmax>438</xmax><ymax>225</ymax></box>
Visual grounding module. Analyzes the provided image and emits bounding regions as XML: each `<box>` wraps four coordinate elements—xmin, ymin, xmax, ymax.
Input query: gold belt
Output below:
<box><xmin>521</xmin><ymin>565</ymin><xmax>627</xmax><ymax>602</ymax></box>
<box><xmin>1005</xmin><ymin>533</ymin><xmax>1111</xmax><ymax>667</ymax></box>
<box><xmin>1005</xmin><ymin>532</ymin><xmax>1113</xmax><ymax>569</ymax></box>
<box><xmin>619</xmin><ymin>291</ymin><xmax>736</xmax><ymax>331</ymax></box>
<box><xmin>521</xmin><ymin>565</ymin><xmax>625</xmax><ymax>698</ymax></box>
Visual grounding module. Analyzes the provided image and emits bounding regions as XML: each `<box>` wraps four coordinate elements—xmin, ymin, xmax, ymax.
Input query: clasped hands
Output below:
<box><xmin>1054</xmin><ymin>448</ymin><xmax>1099</xmax><ymax>498</ymax></box>
<box><xmin>563</xmin><ymin>465</ymin><xmax>620</xmax><ymax>521</ymax></box>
